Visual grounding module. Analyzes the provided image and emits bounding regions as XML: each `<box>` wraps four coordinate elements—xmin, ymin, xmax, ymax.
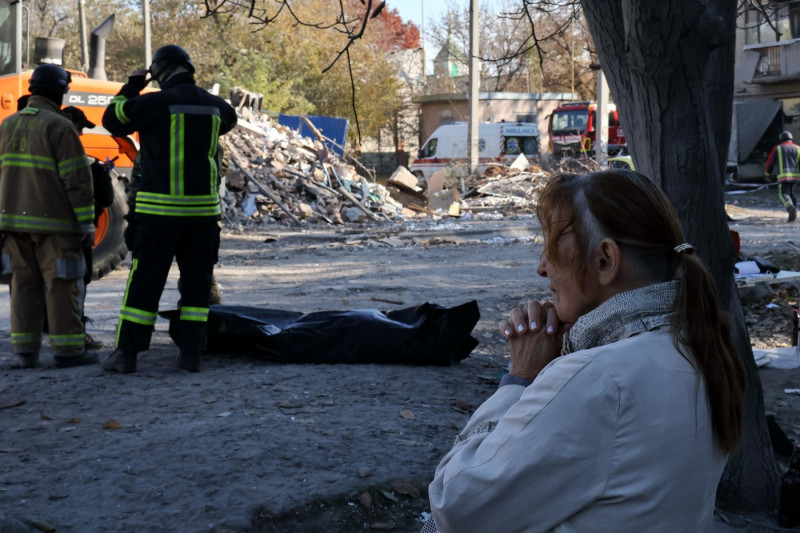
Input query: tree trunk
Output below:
<box><xmin>581</xmin><ymin>0</ymin><xmax>779</xmax><ymax>511</ymax></box>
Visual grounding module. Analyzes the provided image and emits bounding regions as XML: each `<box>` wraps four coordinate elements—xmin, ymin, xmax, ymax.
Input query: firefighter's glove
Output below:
<box><xmin>121</xmin><ymin>73</ymin><xmax>147</xmax><ymax>98</ymax></box>
<box><xmin>80</xmin><ymin>230</ymin><xmax>96</xmax><ymax>249</ymax></box>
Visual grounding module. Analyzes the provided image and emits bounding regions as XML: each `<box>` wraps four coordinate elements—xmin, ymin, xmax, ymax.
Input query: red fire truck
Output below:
<box><xmin>547</xmin><ymin>100</ymin><xmax>626</xmax><ymax>158</ymax></box>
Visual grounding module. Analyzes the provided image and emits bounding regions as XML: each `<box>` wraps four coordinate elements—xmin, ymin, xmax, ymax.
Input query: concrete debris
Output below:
<box><xmin>220</xmin><ymin>111</ymin><xmax>600</xmax><ymax>227</ymax></box>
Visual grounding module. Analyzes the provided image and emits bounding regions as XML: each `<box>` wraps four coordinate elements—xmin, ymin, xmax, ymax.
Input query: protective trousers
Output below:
<box><xmin>115</xmin><ymin>219</ymin><xmax>219</xmax><ymax>353</ymax></box>
<box><xmin>779</xmin><ymin>181</ymin><xmax>798</xmax><ymax>210</ymax></box>
<box><xmin>2</xmin><ymin>232</ymin><xmax>86</xmax><ymax>355</ymax></box>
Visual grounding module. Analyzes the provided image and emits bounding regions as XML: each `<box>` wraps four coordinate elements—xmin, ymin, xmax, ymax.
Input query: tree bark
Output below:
<box><xmin>581</xmin><ymin>0</ymin><xmax>779</xmax><ymax>511</ymax></box>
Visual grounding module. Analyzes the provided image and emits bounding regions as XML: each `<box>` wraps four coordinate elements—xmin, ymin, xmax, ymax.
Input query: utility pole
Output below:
<box><xmin>594</xmin><ymin>66</ymin><xmax>609</xmax><ymax>167</ymax></box>
<box><xmin>78</xmin><ymin>0</ymin><xmax>88</xmax><ymax>72</ymax></box>
<box><xmin>421</xmin><ymin>0</ymin><xmax>426</xmax><ymax>90</ymax></box>
<box><xmin>467</xmin><ymin>0</ymin><xmax>480</xmax><ymax>182</ymax></box>
<box><xmin>142</xmin><ymin>0</ymin><xmax>152</xmax><ymax>68</ymax></box>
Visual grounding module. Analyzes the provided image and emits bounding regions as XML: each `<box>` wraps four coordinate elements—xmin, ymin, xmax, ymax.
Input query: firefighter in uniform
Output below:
<box><xmin>101</xmin><ymin>44</ymin><xmax>236</xmax><ymax>373</ymax></box>
<box><xmin>766</xmin><ymin>130</ymin><xmax>800</xmax><ymax>222</ymax></box>
<box><xmin>0</xmin><ymin>64</ymin><xmax>98</xmax><ymax>368</ymax></box>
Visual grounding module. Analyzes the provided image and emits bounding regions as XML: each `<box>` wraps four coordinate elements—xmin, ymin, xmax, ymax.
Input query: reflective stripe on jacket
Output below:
<box><xmin>0</xmin><ymin>95</ymin><xmax>94</xmax><ymax>235</ymax></box>
<box><xmin>766</xmin><ymin>141</ymin><xmax>800</xmax><ymax>182</ymax></box>
<box><xmin>102</xmin><ymin>73</ymin><xmax>237</xmax><ymax>221</ymax></box>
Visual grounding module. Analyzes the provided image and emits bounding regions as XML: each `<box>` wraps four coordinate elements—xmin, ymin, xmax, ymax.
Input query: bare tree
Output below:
<box><xmin>201</xmin><ymin>0</ymin><xmax>387</xmax><ymax>143</ymax></box>
<box><xmin>426</xmin><ymin>1</ymin><xmax>594</xmax><ymax>95</ymax></box>
<box><xmin>573</xmin><ymin>0</ymin><xmax>779</xmax><ymax>513</ymax></box>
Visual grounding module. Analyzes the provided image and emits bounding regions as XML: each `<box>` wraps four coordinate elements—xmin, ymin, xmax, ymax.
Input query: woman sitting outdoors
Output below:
<box><xmin>422</xmin><ymin>169</ymin><xmax>746</xmax><ymax>532</ymax></box>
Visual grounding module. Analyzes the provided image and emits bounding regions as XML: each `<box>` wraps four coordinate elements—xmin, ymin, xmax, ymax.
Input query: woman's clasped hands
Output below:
<box><xmin>498</xmin><ymin>300</ymin><xmax>567</xmax><ymax>381</ymax></box>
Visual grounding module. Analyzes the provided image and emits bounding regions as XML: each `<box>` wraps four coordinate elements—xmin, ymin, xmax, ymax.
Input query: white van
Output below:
<box><xmin>409</xmin><ymin>122</ymin><xmax>540</xmax><ymax>180</ymax></box>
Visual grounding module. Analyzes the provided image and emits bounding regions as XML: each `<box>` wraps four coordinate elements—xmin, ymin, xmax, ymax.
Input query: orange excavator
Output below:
<box><xmin>0</xmin><ymin>2</ymin><xmax>139</xmax><ymax>278</ymax></box>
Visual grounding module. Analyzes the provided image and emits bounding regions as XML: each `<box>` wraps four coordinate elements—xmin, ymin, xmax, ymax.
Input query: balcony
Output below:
<box><xmin>740</xmin><ymin>38</ymin><xmax>800</xmax><ymax>83</ymax></box>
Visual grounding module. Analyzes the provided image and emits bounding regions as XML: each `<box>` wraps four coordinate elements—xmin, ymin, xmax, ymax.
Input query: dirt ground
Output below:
<box><xmin>1</xmin><ymin>186</ymin><xmax>799</xmax><ymax>532</ymax></box>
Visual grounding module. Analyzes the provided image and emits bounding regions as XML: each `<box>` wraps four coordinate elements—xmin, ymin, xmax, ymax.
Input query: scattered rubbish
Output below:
<box><xmin>399</xmin><ymin>409</ymin><xmax>416</xmax><ymax>420</ymax></box>
<box><xmin>753</xmin><ymin>347</ymin><xmax>800</xmax><ymax>369</ymax></box>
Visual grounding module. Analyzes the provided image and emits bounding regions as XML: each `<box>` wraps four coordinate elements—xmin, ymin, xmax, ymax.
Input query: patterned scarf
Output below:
<box><xmin>563</xmin><ymin>280</ymin><xmax>678</xmax><ymax>354</ymax></box>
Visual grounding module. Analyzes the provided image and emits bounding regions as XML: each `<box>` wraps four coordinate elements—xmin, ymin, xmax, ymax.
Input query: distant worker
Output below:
<box><xmin>101</xmin><ymin>44</ymin><xmax>237</xmax><ymax>374</ymax></box>
<box><xmin>0</xmin><ymin>64</ymin><xmax>98</xmax><ymax>368</ymax></box>
<box><xmin>766</xmin><ymin>130</ymin><xmax>800</xmax><ymax>222</ymax></box>
<box><xmin>61</xmin><ymin>105</ymin><xmax>115</xmax><ymax>349</ymax></box>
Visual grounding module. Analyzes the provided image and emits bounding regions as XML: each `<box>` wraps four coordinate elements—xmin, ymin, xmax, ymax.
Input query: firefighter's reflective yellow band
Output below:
<box><xmin>50</xmin><ymin>333</ymin><xmax>85</xmax><ymax>347</ymax></box>
<box><xmin>208</xmin><ymin>114</ymin><xmax>221</xmax><ymax>192</ymax></box>
<box><xmin>120</xmin><ymin>306</ymin><xmax>158</xmax><ymax>326</ymax></box>
<box><xmin>180</xmin><ymin>306</ymin><xmax>209</xmax><ymax>323</ymax></box>
<box><xmin>0</xmin><ymin>153</ymin><xmax>57</xmax><ymax>171</ymax></box>
<box><xmin>111</xmin><ymin>95</ymin><xmax>130</xmax><ymax>124</ymax></box>
<box><xmin>12</xmin><ymin>331</ymin><xmax>42</xmax><ymax>343</ymax></box>
<box><xmin>135</xmin><ymin>203</ymin><xmax>221</xmax><ymax>217</ymax></box>
<box><xmin>73</xmin><ymin>205</ymin><xmax>94</xmax><ymax>223</ymax></box>
<box><xmin>58</xmin><ymin>155</ymin><xmax>91</xmax><ymax>175</ymax></box>
<box><xmin>117</xmin><ymin>258</ymin><xmax>138</xmax><ymax>345</ymax></box>
<box><xmin>0</xmin><ymin>213</ymin><xmax>78</xmax><ymax>232</ymax></box>
<box><xmin>170</xmin><ymin>114</ymin><xmax>185</xmax><ymax>196</ymax></box>
<box><xmin>137</xmin><ymin>192</ymin><xmax>218</xmax><ymax>204</ymax></box>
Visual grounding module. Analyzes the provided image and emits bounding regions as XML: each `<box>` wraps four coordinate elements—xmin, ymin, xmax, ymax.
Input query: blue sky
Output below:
<box><xmin>391</xmin><ymin>1</ymin><xmax>462</xmax><ymax>73</ymax></box>
<box><xmin>390</xmin><ymin>1</ymin><xmax>506</xmax><ymax>74</ymax></box>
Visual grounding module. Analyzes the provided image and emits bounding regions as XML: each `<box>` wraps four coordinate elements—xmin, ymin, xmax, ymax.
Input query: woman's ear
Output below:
<box><xmin>593</xmin><ymin>238</ymin><xmax>622</xmax><ymax>286</ymax></box>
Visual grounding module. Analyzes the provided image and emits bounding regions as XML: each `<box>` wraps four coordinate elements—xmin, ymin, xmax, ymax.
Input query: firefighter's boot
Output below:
<box><xmin>102</xmin><ymin>348</ymin><xmax>138</xmax><ymax>374</ymax></box>
<box><xmin>16</xmin><ymin>352</ymin><xmax>39</xmax><ymax>369</ymax></box>
<box><xmin>789</xmin><ymin>205</ymin><xmax>797</xmax><ymax>222</ymax></box>
<box><xmin>54</xmin><ymin>350</ymin><xmax>99</xmax><ymax>368</ymax></box>
<box><xmin>175</xmin><ymin>350</ymin><xmax>200</xmax><ymax>373</ymax></box>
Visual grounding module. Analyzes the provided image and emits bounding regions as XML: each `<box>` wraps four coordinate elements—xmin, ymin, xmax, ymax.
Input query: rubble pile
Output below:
<box><xmin>221</xmin><ymin>115</ymin><xmax>397</xmax><ymax>227</ymax></box>
<box><xmin>219</xmin><ymin>113</ymin><xmax>590</xmax><ymax>228</ymax></box>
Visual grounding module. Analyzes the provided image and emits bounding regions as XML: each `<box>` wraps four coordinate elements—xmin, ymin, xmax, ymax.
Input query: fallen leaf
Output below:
<box><xmin>204</xmin><ymin>396</ymin><xmax>217</xmax><ymax>404</ymax></box>
<box><xmin>369</xmin><ymin>522</ymin><xmax>394</xmax><ymax>530</ymax></box>
<box><xmin>380</xmin><ymin>490</ymin><xmax>399</xmax><ymax>502</ymax></box>
<box><xmin>391</xmin><ymin>479</ymin><xmax>421</xmax><ymax>498</ymax></box>
<box><xmin>68</xmin><ymin>418</ymin><xmax>80</xmax><ymax>424</ymax></box>
<box><xmin>358</xmin><ymin>491</ymin><xmax>372</xmax><ymax>508</ymax></box>
<box><xmin>358</xmin><ymin>467</ymin><xmax>372</xmax><ymax>478</ymax></box>
<box><xmin>399</xmin><ymin>409</ymin><xmax>415</xmax><ymax>420</ymax></box>
<box><xmin>453</xmin><ymin>398</ymin><xmax>472</xmax><ymax>411</ymax></box>
<box><xmin>0</xmin><ymin>400</ymin><xmax>26</xmax><ymax>410</ymax></box>
<box><xmin>39</xmin><ymin>412</ymin><xmax>53</xmax><ymax>421</ymax></box>
<box><xmin>29</xmin><ymin>520</ymin><xmax>55</xmax><ymax>532</ymax></box>
<box><xmin>104</xmin><ymin>420</ymin><xmax>122</xmax><ymax>430</ymax></box>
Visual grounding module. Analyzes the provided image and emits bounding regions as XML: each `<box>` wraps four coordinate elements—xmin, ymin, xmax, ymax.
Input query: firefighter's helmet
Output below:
<box><xmin>780</xmin><ymin>131</ymin><xmax>793</xmax><ymax>141</ymax></box>
<box><xmin>29</xmin><ymin>64</ymin><xmax>71</xmax><ymax>95</ymax></box>
<box><xmin>149</xmin><ymin>44</ymin><xmax>195</xmax><ymax>80</ymax></box>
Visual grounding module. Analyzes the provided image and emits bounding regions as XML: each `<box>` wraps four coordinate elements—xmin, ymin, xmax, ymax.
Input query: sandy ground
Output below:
<box><xmin>0</xmin><ymin>187</ymin><xmax>799</xmax><ymax>532</ymax></box>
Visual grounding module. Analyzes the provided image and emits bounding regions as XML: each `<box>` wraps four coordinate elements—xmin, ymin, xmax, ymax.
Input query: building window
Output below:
<box><xmin>450</xmin><ymin>63</ymin><xmax>459</xmax><ymax>77</ymax></box>
<box><xmin>745</xmin><ymin>3</ymin><xmax>800</xmax><ymax>45</ymax></box>
<box><xmin>516</xmin><ymin>114</ymin><xmax>536</xmax><ymax>123</ymax></box>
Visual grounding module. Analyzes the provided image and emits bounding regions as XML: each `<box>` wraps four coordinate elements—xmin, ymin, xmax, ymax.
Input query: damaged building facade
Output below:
<box><xmin>732</xmin><ymin>2</ymin><xmax>800</xmax><ymax>181</ymax></box>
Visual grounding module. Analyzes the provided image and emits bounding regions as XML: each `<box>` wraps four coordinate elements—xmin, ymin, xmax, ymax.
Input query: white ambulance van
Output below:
<box><xmin>408</xmin><ymin>122</ymin><xmax>540</xmax><ymax>180</ymax></box>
